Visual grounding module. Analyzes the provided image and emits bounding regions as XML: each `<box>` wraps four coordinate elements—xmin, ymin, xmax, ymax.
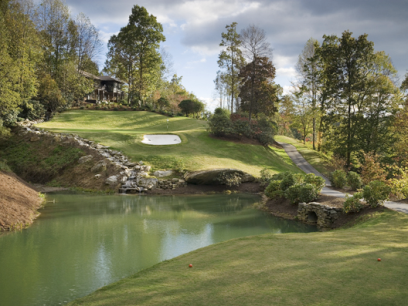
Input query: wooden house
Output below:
<box><xmin>80</xmin><ymin>71</ymin><xmax>125</xmax><ymax>103</ymax></box>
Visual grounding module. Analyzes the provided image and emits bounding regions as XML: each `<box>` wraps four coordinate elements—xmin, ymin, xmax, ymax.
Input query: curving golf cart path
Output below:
<box><xmin>277</xmin><ymin>141</ymin><xmax>408</xmax><ymax>214</ymax></box>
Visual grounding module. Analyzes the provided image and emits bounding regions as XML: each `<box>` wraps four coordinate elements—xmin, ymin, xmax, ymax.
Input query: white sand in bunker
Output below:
<box><xmin>142</xmin><ymin>134</ymin><xmax>181</xmax><ymax>145</ymax></box>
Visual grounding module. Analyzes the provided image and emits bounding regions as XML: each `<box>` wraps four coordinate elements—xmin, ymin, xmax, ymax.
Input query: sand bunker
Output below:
<box><xmin>142</xmin><ymin>134</ymin><xmax>181</xmax><ymax>145</ymax></box>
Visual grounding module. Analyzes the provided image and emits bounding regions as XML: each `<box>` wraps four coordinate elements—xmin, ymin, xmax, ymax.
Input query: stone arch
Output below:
<box><xmin>297</xmin><ymin>202</ymin><xmax>343</xmax><ymax>229</ymax></box>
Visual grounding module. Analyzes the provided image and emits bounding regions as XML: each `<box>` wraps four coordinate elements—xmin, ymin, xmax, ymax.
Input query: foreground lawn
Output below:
<box><xmin>37</xmin><ymin>111</ymin><xmax>300</xmax><ymax>176</ymax></box>
<box><xmin>275</xmin><ymin>135</ymin><xmax>331</xmax><ymax>176</ymax></box>
<box><xmin>69</xmin><ymin>210</ymin><xmax>408</xmax><ymax>306</ymax></box>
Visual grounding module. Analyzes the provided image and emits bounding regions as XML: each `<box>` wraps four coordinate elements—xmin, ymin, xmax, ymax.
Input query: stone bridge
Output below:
<box><xmin>297</xmin><ymin>202</ymin><xmax>343</xmax><ymax>229</ymax></box>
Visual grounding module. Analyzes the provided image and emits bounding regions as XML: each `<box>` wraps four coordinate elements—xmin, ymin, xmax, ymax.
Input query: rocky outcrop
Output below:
<box><xmin>78</xmin><ymin>155</ymin><xmax>93</xmax><ymax>164</ymax></box>
<box><xmin>17</xmin><ymin>121</ymin><xmax>160</xmax><ymax>193</ymax></box>
<box><xmin>105</xmin><ymin>175</ymin><xmax>118</xmax><ymax>186</ymax></box>
<box><xmin>297</xmin><ymin>202</ymin><xmax>343</xmax><ymax>229</ymax></box>
<box><xmin>157</xmin><ymin>178</ymin><xmax>186</xmax><ymax>190</ymax></box>
<box><xmin>91</xmin><ymin>161</ymin><xmax>107</xmax><ymax>172</ymax></box>
<box><xmin>154</xmin><ymin>170</ymin><xmax>174</xmax><ymax>177</ymax></box>
<box><xmin>184</xmin><ymin>169</ymin><xmax>255</xmax><ymax>185</ymax></box>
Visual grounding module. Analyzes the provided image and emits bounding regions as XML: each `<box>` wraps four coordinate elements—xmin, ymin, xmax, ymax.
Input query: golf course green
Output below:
<box><xmin>37</xmin><ymin>110</ymin><xmax>301</xmax><ymax>176</ymax></box>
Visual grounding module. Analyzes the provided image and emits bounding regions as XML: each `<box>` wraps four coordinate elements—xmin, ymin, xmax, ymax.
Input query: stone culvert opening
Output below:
<box><xmin>307</xmin><ymin>211</ymin><xmax>318</xmax><ymax>224</ymax></box>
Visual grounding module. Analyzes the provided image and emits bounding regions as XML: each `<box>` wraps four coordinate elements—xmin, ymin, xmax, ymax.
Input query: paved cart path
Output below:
<box><xmin>277</xmin><ymin>141</ymin><xmax>408</xmax><ymax>214</ymax></box>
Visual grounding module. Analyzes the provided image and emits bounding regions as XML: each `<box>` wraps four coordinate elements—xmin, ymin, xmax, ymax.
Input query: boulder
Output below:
<box><xmin>137</xmin><ymin>177</ymin><xmax>158</xmax><ymax>189</ymax></box>
<box><xmin>91</xmin><ymin>161</ymin><xmax>107</xmax><ymax>173</ymax></box>
<box><xmin>78</xmin><ymin>155</ymin><xmax>93</xmax><ymax>164</ymax></box>
<box><xmin>138</xmin><ymin>171</ymin><xmax>149</xmax><ymax>178</ymax></box>
<box><xmin>94</xmin><ymin>174</ymin><xmax>102</xmax><ymax>179</ymax></box>
<box><xmin>124</xmin><ymin>162</ymin><xmax>137</xmax><ymax>167</ymax></box>
<box><xmin>105</xmin><ymin>175</ymin><xmax>118</xmax><ymax>186</ymax></box>
<box><xmin>153</xmin><ymin>170</ymin><xmax>174</xmax><ymax>177</ymax></box>
<box><xmin>184</xmin><ymin>169</ymin><xmax>255</xmax><ymax>185</ymax></box>
<box><xmin>141</xmin><ymin>165</ymin><xmax>151</xmax><ymax>172</ymax></box>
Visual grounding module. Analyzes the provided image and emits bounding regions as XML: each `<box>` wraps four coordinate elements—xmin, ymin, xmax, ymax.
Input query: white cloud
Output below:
<box><xmin>99</xmin><ymin>30</ymin><xmax>118</xmax><ymax>44</ymax></box>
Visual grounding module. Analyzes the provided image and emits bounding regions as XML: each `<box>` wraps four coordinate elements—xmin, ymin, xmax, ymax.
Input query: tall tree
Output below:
<box><xmin>277</xmin><ymin>95</ymin><xmax>295</xmax><ymax>136</ymax></box>
<box><xmin>0</xmin><ymin>0</ymin><xmax>43</xmax><ymax>128</ymax></box>
<box><xmin>240</xmin><ymin>24</ymin><xmax>272</xmax><ymax>121</ymax></box>
<box><xmin>218</xmin><ymin>22</ymin><xmax>244</xmax><ymax>113</ymax></box>
<box><xmin>296</xmin><ymin>38</ymin><xmax>319</xmax><ymax>149</ymax></box>
<box><xmin>315</xmin><ymin>31</ymin><xmax>400</xmax><ymax>164</ymax></box>
<box><xmin>291</xmin><ymin>89</ymin><xmax>313</xmax><ymax>144</ymax></box>
<box><xmin>238</xmin><ymin>57</ymin><xmax>277</xmax><ymax>119</ymax></box>
<box><xmin>0</xmin><ymin>0</ymin><xmax>20</xmax><ymax>129</ymax></box>
<box><xmin>74</xmin><ymin>12</ymin><xmax>101</xmax><ymax>73</ymax></box>
<box><xmin>105</xmin><ymin>5</ymin><xmax>165</xmax><ymax>105</ymax></box>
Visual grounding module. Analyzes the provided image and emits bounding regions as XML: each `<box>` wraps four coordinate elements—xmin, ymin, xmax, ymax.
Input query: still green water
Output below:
<box><xmin>0</xmin><ymin>193</ymin><xmax>316</xmax><ymax>306</ymax></box>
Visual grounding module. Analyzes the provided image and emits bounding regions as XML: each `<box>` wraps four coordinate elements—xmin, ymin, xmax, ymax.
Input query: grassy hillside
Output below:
<box><xmin>68</xmin><ymin>209</ymin><xmax>408</xmax><ymax>306</ymax></box>
<box><xmin>37</xmin><ymin>111</ymin><xmax>301</xmax><ymax>176</ymax></box>
<box><xmin>275</xmin><ymin>135</ymin><xmax>331</xmax><ymax>176</ymax></box>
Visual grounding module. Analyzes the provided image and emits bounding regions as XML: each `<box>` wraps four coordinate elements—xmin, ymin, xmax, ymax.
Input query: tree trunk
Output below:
<box><xmin>249</xmin><ymin>58</ymin><xmax>255</xmax><ymax>122</ymax></box>
<box><xmin>231</xmin><ymin>50</ymin><xmax>234</xmax><ymax>114</ymax></box>
<box><xmin>140</xmin><ymin>55</ymin><xmax>143</xmax><ymax>105</ymax></box>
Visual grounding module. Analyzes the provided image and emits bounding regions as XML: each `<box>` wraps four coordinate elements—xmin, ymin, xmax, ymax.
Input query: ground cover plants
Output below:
<box><xmin>0</xmin><ymin>135</ymin><xmax>84</xmax><ymax>183</ymax></box>
<box><xmin>68</xmin><ymin>209</ymin><xmax>408</xmax><ymax>306</ymax></box>
<box><xmin>36</xmin><ymin>110</ymin><xmax>301</xmax><ymax>176</ymax></box>
<box><xmin>264</xmin><ymin>171</ymin><xmax>325</xmax><ymax>204</ymax></box>
<box><xmin>208</xmin><ymin>108</ymin><xmax>276</xmax><ymax>146</ymax></box>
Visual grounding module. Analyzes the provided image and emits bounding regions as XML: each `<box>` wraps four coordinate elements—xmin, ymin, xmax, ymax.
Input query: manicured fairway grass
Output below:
<box><xmin>275</xmin><ymin>135</ymin><xmax>331</xmax><ymax>176</ymax></box>
<box><xmin>37</xmin><ymin>110</ymin><xmax>300</xmax><ymax>176</ymax></box>
<box><xmin>69</xmin><ymin>210</ymin><xmax>408</xmax><ymax>306</ymax></box>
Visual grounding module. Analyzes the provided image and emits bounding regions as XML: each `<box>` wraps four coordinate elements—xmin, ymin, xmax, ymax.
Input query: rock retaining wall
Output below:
<box><xmin>297</xmin><ymin>202</ymin><xmax>343</xmax><ymax>229</ymax></box>
<box><xmin>17</xmin><ymin>121</ymin><xmax>185</xmax><ymax>193</ymax></box>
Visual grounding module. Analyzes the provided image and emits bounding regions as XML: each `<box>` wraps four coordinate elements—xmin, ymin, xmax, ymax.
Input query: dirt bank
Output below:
<box><xmin>0</xmin><ymin>171</ymin><xmax>43</xmax><ymax>231</ymax></box>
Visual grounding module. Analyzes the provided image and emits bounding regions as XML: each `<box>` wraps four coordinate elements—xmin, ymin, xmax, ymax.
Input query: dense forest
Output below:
<box><xmin>212</xmin><ymin>22</ymin><xmax>408</xmax><ymax>171</ymax></box>
<box><xmin>0</xmin><ymin>0</ymin><xmax>205</xmax><ymax>137</ymax></box>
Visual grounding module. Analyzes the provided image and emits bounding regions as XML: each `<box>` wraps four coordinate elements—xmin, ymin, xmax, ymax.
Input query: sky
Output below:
<box><xmin>64</xmin><ymin>0</ymin><xmax>408</xmax><ymax>111</ymax></box>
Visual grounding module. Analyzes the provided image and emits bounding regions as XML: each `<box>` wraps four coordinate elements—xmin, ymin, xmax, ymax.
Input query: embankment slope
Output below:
<box><xmin>0</xmin><ymin>171</ymin><xmax>43</xmax><ymax>231</ymax></box>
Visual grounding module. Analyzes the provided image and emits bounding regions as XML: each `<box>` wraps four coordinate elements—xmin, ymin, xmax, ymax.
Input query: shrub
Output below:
<box><xmin>328</xmin><ymin>154</ymin><xmax>347</xmax><ymax>172</ymax></box>
<box><xmin>259</xmin><ymin>168</ymin><xmax>274</xmax><ymax>187</ymax></box>
<box><xmin>389</xmin><ymin>166</ymin><xmax>408</xmax><ymax>200</ymax></box>
<box><xmin>360</xmin><ymin>152</ymin><xmax>387</xmax><ymax>185</ymax></box>
<box><xmin>299</xmin><ymin>184</ymin><xmax>318</xmax><ymax>203</ymax></box>
<box><xmin>20</xmin><ymin>100</ymin><xmax>46</xmax><ymax>120</ymax></box>
<box><xmin>173</xmin><ymin>159</ymin><xmax>185</xmax><ymax>173</ymax></box>
<box><xmin>304</xmin><ymin>173</ymin><xmax>325</xmax><ymax>193</ymax></box>
<box><xmin>214</xmin><ymin>108</ymin><xmax>230</xmax><ymax>116</ymax></box>
<box><xmin>265</xmin><ymin>180</ymin><xmax>283</xmax><ymax>198</ymax></box>
<box><xmin>271</xmin><ymin>172</ymin><xmax>288</xmax><ymax>181</ymax></box>
<box><xmin>113</xmin><ymin>107</ymin><xmax>119</xmax><ymax>111</ymax></box>
<box><xmin>208</xmin><ymin>114</ymin><xmax>232</xmax><ymax>136</ymax></box>
<box><xmin>330</xmin><ymin>170</ymin><xmax>347</xmax><ymax>188</ymax></box>
<box><xmin>293</xmin><ymin>173</ymin><xmax>305</xmax><ymax>185</ymax></box>
<box><xmin>254</xmin><ymin>117</ymin><xmax>276</xmax><ymax>146</ymax></box>
<box><xmin>231</xmin><ymin>119</ymin><xmax>252</xmax><ymax>139</ymax></box>
<box><xmin>363</xmin><ymin>180</ymin><xmax>391</xmax><ymax>207</ymax></box>
<box><xmin>347</xmin><ymin>171</ymin><xmax>362</xmax><ymax>191</ymax></box>
<box><xmin>217</xmin><ymin>171</ymin><xmax>242</xmax><ymax>187</ymax></box>
<box><xmin>285</xmin><ymin>184</ymin><xmax>302</xmax><ymax>204</ymax></box>
<box><xmin>343</xmin><ymin>192</ymin><xmax>364</xmax><ymax>213</ymax></box>
<box><xmin>80</xmin><ymin>106</ymin><xmax>85</xmax><ymax>109</ymax></box>
<box><xmin>280</xmin><ymin>173</ymin><xmax>296</xmax><ymax>191</ymax></box>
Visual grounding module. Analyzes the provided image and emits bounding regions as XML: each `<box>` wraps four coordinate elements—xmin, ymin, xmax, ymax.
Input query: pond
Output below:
<box><xmin>0</xmin><ymin>193</ymin><xmax>316</xmax><ymax>306</ymax></box>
